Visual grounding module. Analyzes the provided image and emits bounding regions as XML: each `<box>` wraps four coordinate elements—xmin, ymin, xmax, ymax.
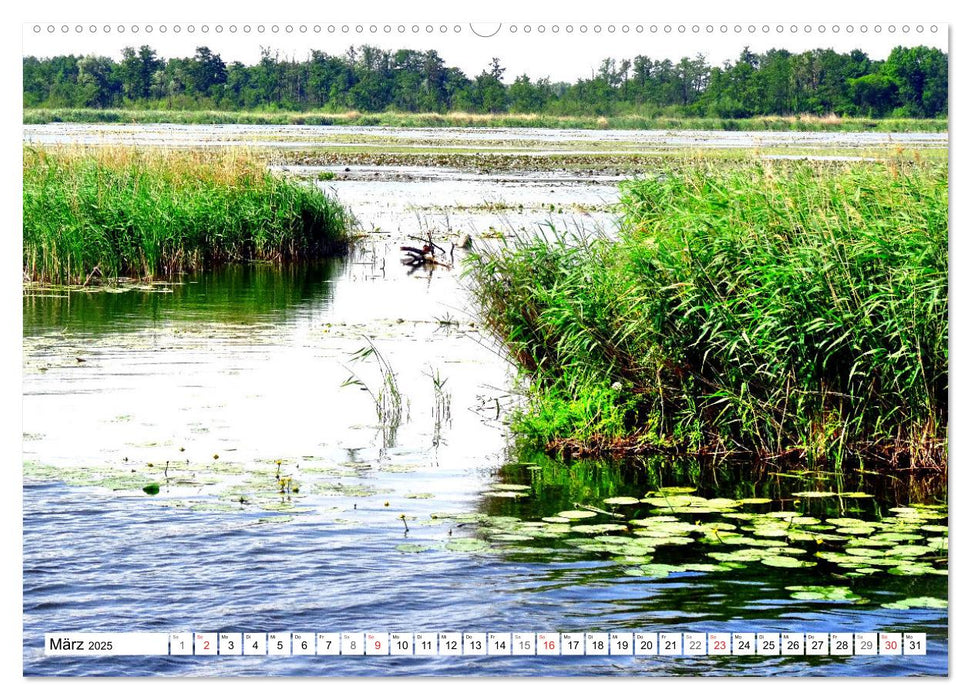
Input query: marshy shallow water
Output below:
<box><xmin>22</xmin><ymin>125</ymin><xmax>947</xmax><ymax>676</ymax></box>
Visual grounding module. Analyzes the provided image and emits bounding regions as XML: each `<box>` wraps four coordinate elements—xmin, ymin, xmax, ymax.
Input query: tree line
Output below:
<box><xmin>23</xmin><ymin>44</ymin><xmax>948</xmax><ymax>118</ymax></box>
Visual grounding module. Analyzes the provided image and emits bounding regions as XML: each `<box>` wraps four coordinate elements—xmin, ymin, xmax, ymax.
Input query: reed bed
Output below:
<box><xmin>23</xmin><ymin>146</ymin><xmax>351</xmax><ymax>284</ymax></box>
<box><xmin>23</xmin><ymin>108</ymin><xmax>948</xmax><ymax>133</ymax></box>
<box><xmin>469</xmin><ymin>160</ymin><xmax>948</xmax><ymax>468</ymax></box>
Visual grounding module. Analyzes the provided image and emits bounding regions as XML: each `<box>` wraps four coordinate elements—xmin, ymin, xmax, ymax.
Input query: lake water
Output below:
<box><xmin>22</xmin><ymin>125</ymin><xmax>947</xmax><ymax>676</ymax></box>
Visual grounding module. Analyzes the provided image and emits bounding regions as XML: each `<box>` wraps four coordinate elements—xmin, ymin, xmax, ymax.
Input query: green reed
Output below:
<box><xmin>24</xmin><ymin>108</ymin><xmax>948</xmax><ymax>133</ymax></box>
<box><xmin>469</xmin><ymin>159</ymin><xmax>948</xmax><ymax>468</ymax></box>
<box><xmin>23</xmin><ymin>146</ymin><xmax>351</xmax><ymax>284</ymax></box>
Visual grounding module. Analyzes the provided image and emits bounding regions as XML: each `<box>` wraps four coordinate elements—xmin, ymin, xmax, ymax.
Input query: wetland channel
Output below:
<box><xmin>23</xmin><ymin>124</ymin><xmax>947</xmax><ymax>676</ymax></box>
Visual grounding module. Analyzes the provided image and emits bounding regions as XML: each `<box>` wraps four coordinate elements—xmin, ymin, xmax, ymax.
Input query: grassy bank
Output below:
<box><xmin>23</xmin><ymin>147</ymin><xmax>351</xmax><ymax>284</ymax></box>
<box><xmin>469</xmin><ymin>160</ymin><xmax>948</xmax><ymax>468</ymax></box>
<box><xmin>24</xmin><ymin>108</ymin><xmax>948</xmax><ymax>132</ymax></box>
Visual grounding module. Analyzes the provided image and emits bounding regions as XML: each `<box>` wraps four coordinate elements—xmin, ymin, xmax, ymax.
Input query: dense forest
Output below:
<box><xmin>23</xmin><ymin>44</ymin><xmax>948</xmax><ymax>118</ymax></box>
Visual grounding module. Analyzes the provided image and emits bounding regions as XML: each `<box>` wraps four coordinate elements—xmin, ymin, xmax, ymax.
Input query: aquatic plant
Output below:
<box><xmin>23</xmin><ymin>146</ymin><xmax>351</xmax><ymax>284</ymax></box>
<box><xmin>342</xmin><ymin>337</ymin><xmax>406</xmax><ymax>438</ymax></box>
<box><xmin>469</xmin><ymin>160</ymin><xmax>948</xmax><ymax>468</ymax></box>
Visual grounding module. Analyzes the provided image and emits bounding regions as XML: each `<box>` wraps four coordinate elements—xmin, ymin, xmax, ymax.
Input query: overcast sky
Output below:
<box><xmin>22</xmin><ymin>22</ymin><xmax>948</xmax><ymax>83</ymax></box>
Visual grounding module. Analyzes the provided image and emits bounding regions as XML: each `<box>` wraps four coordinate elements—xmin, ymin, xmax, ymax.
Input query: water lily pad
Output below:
<box><xmin>493</xmin><ymin>484</ymin><xmax>531</xmax><ymax>491</ymax></box>
<box><xmin>827</xmin><ymin>518</ymin><xmax>869</xmax><ymax>527</ymax></box>
<box><xmin>653</xmin><ymin>487</ymin><xmax>697</xmax><ymax>495</ymax></box>
<box><xmin>396</xmin><ymin>543</ymin><xmax>431</xmax><ymax>553</ymax></box>
<box><xmin>887</xmin><ymin>563</ymin><xmax>940</xmax><ymax>576</ymax></box>
<box><xmin>749</xmin><ymin>527</ymin><xmax>790</xmax><ymax>538</ymax></box>
<box><xmin>739</xmin><ymin>498</ymin><xmax>772</xmax><ymax>505</ymax></box>
<box><xmin>886</xmin><ymin>544</ymin><xmax>934</xmax><ymax>558</ymax></box>
<box><xmin>762</xmin><ymin>555</ymin><xmax>814</xmax><ymax>568</ymax></box>
<box><xmin>641</xmin><ymin>495</ymin><xmax>704</xmax><ymax>508</ymax></box>
<box><xmin>630</xmin><ymin>533</ymin><xmax>695</xmax><ymax>546</ymax></box>
<box><xmin>603</xmin><ymin>496</ymin><xmax>640</xmax><ymax>506</ymax></box>
<box><xmin>869</xmin><ymin>531</ymin><xmax>923</xmax><ymax>542</ymax></box>
<box><xmin>708</xmin><ymin>549</ymin><xmax>769</xmax><ymax>562</ymax></box>
<box><xmin>881</xmin><ymin>596</ymin><xmax>947</xmax><ymax>610</ymax></box>
<box><xmin>445</xmin><ymin>538</ymin><xmax>489</xmax><ymax>552</ymax></box>
<box><xmin>675</xmin><ymin>563</ymin><xmax>731</xmax><ymax>573</ymax></box>
<box><xmin>845</xmin><ymin>548</ymin><xmax>887</xmax><ymax>558</ymax></box>
<box><xmin>705</xmin><ymin>498</ymin><xmax>741</xmax><ymax>509</ymax></box>
<box><xmin>629</xmin><ymin>516</ymin><xmax>680</xmax><ymax>526</ymax></box>
<box><xmin>481</xmin><ymin>491</ymin><xmax>526</xmax><ymax>498</ymax></box>
<box><xmin>786</xmin><ymin>585</ymin><xmax>860</xmax><ymax>601</ymax></box>
<box><xmin>490</xmin><ymin>533</ymin><xmax>535</xmax><ymax>542</ymax></box>
<box><xmin>542</xmin><ymin>516</ymin><xmax>571</xmax><ymax>524</ymax></box>
<box><xmin>792</xmin><ymin>491</ymin><xmax>837</xmax><ymax>498</ymax></box>
<box><xmin>557</xmin><ymin>510</ymin><xmax>597</xmax><ymax>520</ymax></box>
<box><xmin>571</xmin><ymin>523</ymin><xmax>628</xmax><ymax>534</ymax></box>
<box><xmin>638</xmin><ymin>564</ymin><xmax>685</xmax><ymax>578</ymax></box>
<box><xmin>836</xmin><ymin>526</ymin><xmax>876</xmax><ymax>535</ymax></box>
<box><xmin>836</xmin><ymin>492</ymin><xmax>874</xmax><ymax>498</ymax></box>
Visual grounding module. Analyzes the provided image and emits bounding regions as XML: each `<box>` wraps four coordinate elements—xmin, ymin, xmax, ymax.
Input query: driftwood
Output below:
<box><xmin>400</xmin><ymin>231</ymin><xmax>452</xmax><ymax>269</ymax></box>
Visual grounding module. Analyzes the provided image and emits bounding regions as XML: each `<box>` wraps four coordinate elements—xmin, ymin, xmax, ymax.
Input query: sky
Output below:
<box><xmin>21</xmin><ymin>21</ymin><xmax>948</xmax><ymax>84</ymax></box>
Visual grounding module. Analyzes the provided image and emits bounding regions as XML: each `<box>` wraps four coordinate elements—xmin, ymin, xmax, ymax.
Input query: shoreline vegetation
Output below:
<box><xmin>469</xmin><ymin>160</ymin><xmax>947</xmax><ymax>470</ymax></box>
<box><xmin>24</xmin><ymin>108</ymin><xmax>948</xmax><ymax>132</ymax></box>
<box><xmin>23</xmin><ymin>146</ymin><xmax>351</xmax><ymax>285</ymax></box>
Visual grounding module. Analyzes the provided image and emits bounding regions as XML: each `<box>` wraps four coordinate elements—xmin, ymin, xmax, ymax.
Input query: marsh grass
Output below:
<box><xmin>24</xmin><ymin>108</ymin><xmax>948</xmax><ymax>133</ymax></box>
<box><xmin>469</xmin><ymin>160</ymin><xmax>948</xmax><ymax>468</ymax></box>
<box><xmin>23</xmin><ymin>146</ymin><xmax>351</xmax><ymax>284</ymax></box>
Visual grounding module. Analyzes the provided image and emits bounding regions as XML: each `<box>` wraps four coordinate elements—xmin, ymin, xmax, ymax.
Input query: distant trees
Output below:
<box><xmin>22</xmin><ymin>44</ymin><xmax>948</xmax><ymax>118</ymax></box>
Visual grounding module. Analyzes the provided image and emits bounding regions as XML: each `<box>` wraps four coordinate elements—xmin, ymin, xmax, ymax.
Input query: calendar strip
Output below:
<box><xmin>45</xmin><ymin>632</ymin><xmax>927</xmax><ymax>656</ymax></box>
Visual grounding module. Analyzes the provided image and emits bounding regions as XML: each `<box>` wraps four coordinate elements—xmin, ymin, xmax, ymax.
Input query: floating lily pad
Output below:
<box><xmin>708</xmin><ymin>549</ymin><xmax>768</xmax><ymax>562</ymax></box>
<box><xmin>792</xmin><ymin>491</ymin><xmax>837</xmax><ymax>498</ymax></box>
<box><xmin>881</xmin><ymin>596</ymin><xmax>948</xmax><ymax>610</ymax></box>
<box><xmin>641</xmin><ymin>495</ymin><xmax>703</xmax><ymax>508</ymax></box>
<box><xmin>739</xmin><ymin>498</ymin><xmax>772</xmax><ymax>505</ymax></box>
<box><xmin>396</xmin><ymin>543</ymin><xmax>431</xmax><ymax>553</ymax></box>
<box><xmin>762</xmin><ymin>555</ymin><xmax>814</xmax><ymax>568</ymax></box>
<box><xmin>886</xmin><ymin>544</ymin><xmax>934</xmax><ymax>558</ymax></box>
<box><xmin>571</xmin><ymin>524</ymin><xmax>628</xmax><ymax>534</ymax></box>
<box><xmin>836</xmin><ymin>526</ymin><xmax>876</xmax><ymax>535</ymax></box>
<box><xmin>603</xmin><ymin>496</ymin><xmax>640</xmax><ymax>506</ymax></box>
<box><xmin>445</xmin><ymin>538</ymin><xmax>489</xmax><ymax>552</ymax></box>
<box><xmin>490</xmin><ymin>533</ymin><xmax>535</xmax><ymax>542</ymax></box>
<box><xmin>845</xmin><ymin>548</ymin><xmax>887</xmax><ymax>558</ymax></box>
<box><xmin>557</xmin><ymin>510</ymin><xmax>597</xmax><ymax>520</ymax></box>
<box><xmin>827</xmin><ymin>518</ymin><xmax>868</xmax><ymax>527</ymax></box>
<box><xmin>481</xmin><ymin>491</ymin><xmax>526</xmax><ymax>498</ymax></box>
<box><xmin>786</xmin><ymin>585</ymin><xmax>860</xmax><ymax>601</ymax></box>
<box><xmin>638</xmin><ymin>564</ymin><xmax>685</xmax><ymax>578</ymax></box>
<box><xmin>887</xmin><ymin>563</ymin><xmax>942</xmax><ymax>576</ymax></box>
<box><xmin>542</xmin><ymin>516</ymin><xmax>571</xmax><ymax>524</ymax></box>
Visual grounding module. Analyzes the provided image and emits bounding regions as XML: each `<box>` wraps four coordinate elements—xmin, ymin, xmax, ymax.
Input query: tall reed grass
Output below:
<box><xmin>23</xmin><ymin>146</ymin><xmax>351</xmax><ymax>284</ymax></box>
<box><xmin>23</xmin><ymin>108</ymin><xmax>948</xmax><ymax>133</ymax></box>
<box><xmin>469</xmin><ymin>160</ymin><xmax>948</xmax><ymax>468</ymax></box>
